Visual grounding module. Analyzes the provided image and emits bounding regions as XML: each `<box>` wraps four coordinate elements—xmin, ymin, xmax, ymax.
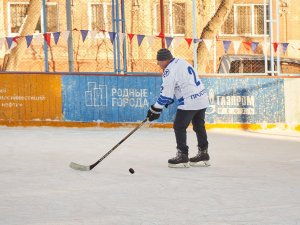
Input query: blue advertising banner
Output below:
<box><xmin>62</xmin><ymin>75</ymin><xmax>285</xmax><ymax>124</ymax></box>
<box><xmin>62</xmin><ymin>75</ymin><xmax>177</xmax><ymax>122</ymax></box>
<box><xmin>203</xmin><ymin>77</ymin><xmax>285</xmax><ymax>124</ymax></box>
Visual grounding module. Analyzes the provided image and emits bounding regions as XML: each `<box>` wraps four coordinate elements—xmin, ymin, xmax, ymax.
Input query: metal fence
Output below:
<box><xmin>0</xmin><ymin>0</ymin><xmax>300</xmax><ymax>75</ymax></box>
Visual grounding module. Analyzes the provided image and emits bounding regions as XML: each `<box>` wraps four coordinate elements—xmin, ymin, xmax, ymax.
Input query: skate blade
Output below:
<box><xmin>168</xmin><ymin>162</ymin><xmax>190</xmax><ymax>168</ymax></box>
<box><xmin>189</xmin><ymin>161</ymin><xmax>210</xmax><ymax>167</ymax></box>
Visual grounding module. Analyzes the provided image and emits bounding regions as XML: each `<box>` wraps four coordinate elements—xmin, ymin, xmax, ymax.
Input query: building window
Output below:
<box><xmin>155</xmin><ymin>2</ymin><xmax>186</xmax><ymax>35</ymax></box>
<box><xmin>221</xmin><ymin>4</ymin><xmax>269</xmax><ymax>36</ymax></box>
<box><xmin>8</xmin><ymin>3</ymin><xmax>59</xmax><ymax>34</ymax></box>
<box><xmin>46</xmin><ymin>4</ymin><xmax>59</xmax><ymax>32</ymax></box>
<box><xmin>88</xmin><ymin>3</ymin><xmax>112</xmax><ymax>31</ymax></box>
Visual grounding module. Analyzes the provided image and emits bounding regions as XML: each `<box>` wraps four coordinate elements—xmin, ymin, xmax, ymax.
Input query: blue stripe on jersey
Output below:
<box><xmin>178</xmin><ymin>97</ymin><xmax>184</xmax><ymax>106</ymax></box>
<box><xmin>157</xmin><ymin>95</ymin><xmax>174</xmax><ymax>106</ymax></box>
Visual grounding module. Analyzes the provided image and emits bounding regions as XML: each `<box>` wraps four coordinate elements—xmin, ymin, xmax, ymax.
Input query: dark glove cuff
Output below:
<box><xmin>150</xmin><ymin>105</ymin><xmax>162</xmax><ymax>114</ymax></box>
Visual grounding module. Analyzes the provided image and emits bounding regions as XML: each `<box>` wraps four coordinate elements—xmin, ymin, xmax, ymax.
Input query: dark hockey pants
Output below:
<box><xmin>173</xmin><ymin>108</ymin><xmax>208</xmax><ymax>155</ymax></box>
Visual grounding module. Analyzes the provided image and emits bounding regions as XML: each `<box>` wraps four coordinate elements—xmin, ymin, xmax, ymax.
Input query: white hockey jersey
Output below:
<box><xmin>154</xmin><ymin>58</ymin><xmax>209</xmax><ymax>110</ymax></box>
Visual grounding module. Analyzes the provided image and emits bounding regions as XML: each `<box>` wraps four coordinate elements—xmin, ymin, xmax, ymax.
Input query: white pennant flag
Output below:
<box><xmin>174</xmin><ymin>37</ymin><xmax>184</xmax><ymax>48</ymax></box>
<box><xmin>62</xmin><ymin>31</ymin><xmax>70</xmax><ymax>42</ymax></box>
<box><xmin>261</xmin><ymin>42</ymin><xmax>269</xmax><ymax>55</ymax></box>
<box><xmin>10</xmin><ymin>41</ymin><xmax>18</xmax><ymax>50</ymax></box>
<box><xmin>0</xmin><ymin>38</ymin><xmax>4</xmax><ymax>51</ymax></box>
<box><xmin>89</xmin><ymin>30</ymin><xmax>98</xmax><ymax>39</ymax></box>
<box><xmin>120</xmin><ymin>33</ymin><xmax>126</xmax><ymax>42</ymax></box>
<box><xmin>203</xmin><ymin>39</ymin><xmax>213</xmax><ymax>51</ymax></box>
<box><xmin>232</xmin><ymin>40</ymin><xmax>241</xmax><ymax>54</ymax></box>
<box><xmin>35</xmin><ymin>34</ymin><xmax>44</xmax><ymax>45</ymax></box>
<box><xmin>98</xmin><ymin>32</ymin><xmax>105</xmax><ymax>39</ymax></box>
<box><xmin>146</xmin><ymin>36</ymin><xmax>155</xmax><ymax>47</ymax></box>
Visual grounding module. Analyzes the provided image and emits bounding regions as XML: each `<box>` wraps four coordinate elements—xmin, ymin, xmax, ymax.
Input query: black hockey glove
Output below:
<box><xmin>147</xmin><ymin>105</ymin><xmax>163</xmax><ymax>122</ymax></box>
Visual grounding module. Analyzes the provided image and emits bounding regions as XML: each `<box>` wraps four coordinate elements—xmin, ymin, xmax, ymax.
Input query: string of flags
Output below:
<box><xmin>0</xmin><ymin>29</ymin><xmax>298</xmax><ymax>55</ymax></box>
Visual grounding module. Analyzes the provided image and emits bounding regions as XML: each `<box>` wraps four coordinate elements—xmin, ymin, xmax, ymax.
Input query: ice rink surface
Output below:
<box><xmin>1</xmin><ymin>125</ymin><xmax>300</xmax><ymax>225</ymax></box>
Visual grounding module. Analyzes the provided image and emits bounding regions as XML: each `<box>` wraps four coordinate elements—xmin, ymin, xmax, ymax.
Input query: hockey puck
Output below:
<box><xmin>129</xmin><ymin>168</ymin><xmax>135</xmax><ymax>174</ymax></box>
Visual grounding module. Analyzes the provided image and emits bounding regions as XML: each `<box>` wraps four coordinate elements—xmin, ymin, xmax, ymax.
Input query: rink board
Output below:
<box><xmin>62</xmin><ymin>75</ymin><xmax>285</xmax><ymax>124</ymax></box>
<box><xmin>0</xmin><ymin>74</ymin><xmax>62</xmax><ymax>121</ymax></box>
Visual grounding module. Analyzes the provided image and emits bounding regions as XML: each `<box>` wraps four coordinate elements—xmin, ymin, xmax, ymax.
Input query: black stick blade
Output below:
<box><xmin>69</xmin><ymin>162</ymin><xmax>91</xmax><ymax>171</ymax></box>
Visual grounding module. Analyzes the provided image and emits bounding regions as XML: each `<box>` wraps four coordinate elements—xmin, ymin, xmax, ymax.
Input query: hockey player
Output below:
<box><xmin>147</xmin><ymin>48</ymin><xmax>210</xmax><ymax>168</ymax></box>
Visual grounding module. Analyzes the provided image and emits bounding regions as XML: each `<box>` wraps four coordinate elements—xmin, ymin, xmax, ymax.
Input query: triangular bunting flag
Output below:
<box><xmin>62</xmin><ymin>31</ymin><xmax>70</xmax><ymax>42</ymax></box>
<box><xmin>128</xmin><ymin>33</ymin><xmax>135</xmax><ymax>44</ymax></box>
<box><xmin>146</xmin><ymin>36</ymin><xmax>154</xmax><ymax>47</ymax></box>
<box><xmin>120</xmin><ymin>33</ymin><xmax>126</xmax><ymax>42</ymax></box>
<box><xmin>11</xmin><ymin>42</ymin><xmax>18</xmax><ymax>50</ymax></box>
<box><xmin>174</xmin><ymin>37</ymin><xmax>184</xmax><ymax>48</ymax></box>
<box><xmin>232</xmin><ymin>40</ymin><xmax>241</xmax><ymax>54</ymax></box>
<box><xmin>98</xmin><ymin>31</ymin><xmax>105</xmax><ymax>39</ymax></box>
<box><xmin>80</xmin><ymin>30</ymin><xmax>89</xmax><ymax>42</ymax></box>
<box><xmin>108</xmin><ymin>32</ymin><xmax>116</xmax><ymax>44</ymax></box>
<box><xmin>105</xmin><ymin>32</ymin><xmax>110</xmax><ymax>39</ymax></box>
<box><xmin>137</xmin><ymin>34</ymin><xmax>145</xmax><ymax>46</ymax></box>
<box><xmin>53</xmin><ymin>32</ymin><xmax>61</xmax><ymax>44</ymax></box>
<box><xmin>6</xmin><ymin>37</ymin><xmax>14</xmax><ymax>49</ymax></box>
<box><xmin>13</xmin><ymin>36</ymin><xmax>19</xmax><ymax>43</ymax></box>
<box><xmin>165</xmin><ymin>37</ymin><xmax>174</xmax><ymax>48</ymax></box>
<box><xmin>185</xmin><ymin>38</ymin><xmax>193</xmax><ymax>48</ymax></box>
<box><xmin>90</xmin><ymin>30</ymin><xmax>98</xmax><ymax>39</ymax></box>
<box><xmin>25</xmin><ymin>35</ymin><xmax>33</xmax><ymax>48</ymax></box>
<box><xmin>43</xmin><ymin>33</ymin><xmax>51</xmax><ymax>46</ymax></box>
<box><xmin>281</xmin><ymin>43</ymin><xmax>289</xmax><ymax>54</ymax></box>
<box><xmin>35</xmin><ymin>34</ymin><xmax>44</xmax><ymax>45</ymax></box>
<box><xmin>251</xmin><ymin>42</ymin><xmax>259</xmax><ymax>53</ymax></box>
<box><xmin>222</xmin><ymin>40</ymin><xmax>231</xmax><ymax>53</ymax></box>
<box><xmin>273</xmin><ymin>42</ymin><xmax>279</xmax><ymax>53</ymax></box>
<box><xmin>242</xmin><ymin>41</ymin><xmax>251</xmax><ymax>51</ymax></box>
<box><xmin>193</xmin><ymin>38</ymin><xmax>202</xmax><ymax>44</ymax></box>
<box><xmin>156</xmin><ymin>32</ymin><xmax>165</xmax><ymax>39</ymax></box>
<box><xmin>203</xmin><ymin>39</ymin><xmax>213</xmax><ymax>51</ymax></box>
<box><xmin>8</xmin><ymin>36</ymin><xmax>19</xmax><ymax>49</ymax></box>
<box><xmin>261</xmin><ymin>42</ymin><xmax>269</xmax><ymax>55</ymax></box>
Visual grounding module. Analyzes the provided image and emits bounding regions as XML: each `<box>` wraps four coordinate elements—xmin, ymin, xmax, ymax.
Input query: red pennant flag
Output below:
<box><xmin>185</xmin><ymin>38</ymin><xmax>193</xmax><ymax>48</ymax></box>
<box><xmin>128</xmin><ymin>33</ymin><xmax>135</xmax><ymax>44</ymax></box>
<box><xmin>273</xmin><ymin>42</ymin><xmax>279</xmax><ymax>53</ymax></box>
<box><xmin>12</xmin><ymin>36</ymin><xmax>20</xmax><ymax>43</ymax></box>
<box><xmin>156</xmin><ymin>32</ymin><xmax>165</xmax><ymax>39</ymax></box>
<box><xmin>43</xmin><ymin>33</ymin><xmax>51</xmax><ymax>46</ymax></box>
<box><xmin>242</xmin><ymin>41</ymin><xmax>251</xmax><ymax>51</ymax></box>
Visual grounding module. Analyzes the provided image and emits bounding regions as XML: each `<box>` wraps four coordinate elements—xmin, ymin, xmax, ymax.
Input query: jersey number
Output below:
<box><xmin>188</xmin><ymin>66</ymin><xmax>200</xmax><ymax>86</ymax></box>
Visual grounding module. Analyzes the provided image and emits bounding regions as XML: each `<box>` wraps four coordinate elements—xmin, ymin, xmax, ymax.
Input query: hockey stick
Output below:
<box><xmin>69</xmin><ymin>118</ymin><xmax>148</xmax><ymax>171</ymax></box>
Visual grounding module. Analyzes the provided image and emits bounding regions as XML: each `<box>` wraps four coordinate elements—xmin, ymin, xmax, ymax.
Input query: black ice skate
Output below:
<box><xmin>168</xmin><ymin>149</ymin><xmax>189</xmax><ymax>168</ymax></box>
<box><xmin>189</xmin><ymin>147</ymin><xmax>210</xmax><ymax>167</ymax></box>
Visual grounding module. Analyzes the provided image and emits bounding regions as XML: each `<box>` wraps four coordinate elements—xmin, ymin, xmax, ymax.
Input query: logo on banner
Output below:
<box><xmin>206</xmin><ymin>89</ymin><xmax>255</xmax><ymax>115</ymax></box>
<box><xmin>85</xmin><ymin>82</ymin><xmax>108</xmax><ymax>107</ymax></box>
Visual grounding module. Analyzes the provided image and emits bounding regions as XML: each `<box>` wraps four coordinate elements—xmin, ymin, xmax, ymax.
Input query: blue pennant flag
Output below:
<box><xmin>222</xmin><ymin>40</ymin><xmax>231</xmax><ymax>53</ymax></box>
<box><xmin>281</xmin><ymin>43</ymin><xmax>289</xmax><ymax>54</ymax></box>
<box><xmin>6</xmin><ymin>37</ymin><xmax>14</xmax><ymax>49</ymax></box>
<box><xmin>194</xmin><ymin>38</ymin><xmax>202</xmax><ymax>44</ymax></box>
<box><xmin>137</xmin><ymin>35</ymin><xmax>145</xmax><ymax>46</ymax></box>
<box><xmin>165</xmin><ymin>37</ymin><xmax>174</xmax><ymax>48</ymax></box>
<box><xmin>25</xmin><ymin>35</ymin><xmax>33</xmax><ymax>48</ymax></box>
<box><xmin>53</xmin><ymin>32</ymin><xmax>61</xmax><ymax>45</ymax></box>
<box><xmin>251</xmin><ymin>42</ymin><xmax>259</xmax><ymax>52</ymax></box>
<box><xmin>108</xmin><ymin>32</ymin><xmax>116</xmax><ymax>44</ymax></box>
<box><xmin>80</xmin><ymin>30</ymin><xmax>89</xmax><ymax>42</ymax></box>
